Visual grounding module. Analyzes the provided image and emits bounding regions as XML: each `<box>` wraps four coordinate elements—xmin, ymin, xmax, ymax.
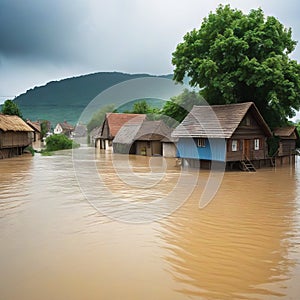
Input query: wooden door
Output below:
<box><xmin>243</xmin><ymin>139</ymin><xmax>251</xmax><ymax>159</ymax></box>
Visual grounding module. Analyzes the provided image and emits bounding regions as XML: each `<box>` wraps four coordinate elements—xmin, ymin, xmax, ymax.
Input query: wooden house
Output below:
<box><xmin>54</xmin><ymin>121</ymin><xmax>74</xmax><ymax>137</ymax></box>
<box><xmin>273</xmin><ymin>126</ymin><xmax>299</xmax><ymax>166</ymax></box>
<box><xmin>0</xmin><ymin>114</ymin><xmax>34</xmax><ymax>159</ymax></box>
<box><xmin>172</xmin><ymin>102</ymin><xmax>272</xmax><ymax>170</ymax></box>
<box><xmin>113</xmin><ymin>120</ymin><xmax>173</xmax><ymax>156</ymax></box>
<box><xmin>97</xmin><ymin>113</ymin><xmax>146</xmax><ymax>151</ymax></box>
<box><xmin>90</xmin><ymin>126</ymin><xmax>102</xmax><ymax>147</ymax></box>
<box><xmin>26</xmin><ymin>120</ymin><xmax>42</xmax><ymax>150</ymax></box>
<box><xmin>162</xmin><ymin>136</ymin><xmax>178</xmax><ymax>158</ymax></box>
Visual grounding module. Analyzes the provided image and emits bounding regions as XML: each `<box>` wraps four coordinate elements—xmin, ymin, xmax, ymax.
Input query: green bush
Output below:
<box><xmin>45</xmin><ymin>134</ymin><xmax>79</xmax><ymax>152</ymax></box>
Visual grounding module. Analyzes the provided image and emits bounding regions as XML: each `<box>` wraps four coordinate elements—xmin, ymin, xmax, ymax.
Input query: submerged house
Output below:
<box><xmin>113</xmin><ymin>120</ymin><xmax>174</xmax><ymax>156</ymax></box>
<box><xmin>172</xmin><ymin>102</ymin><xmax>272</xmax><ymax>170</ymax></box>
<box><xmin>273</xmin><ymin>126</ymin><xmax>299</xmax><ymax>166</ymax></box>
<box><xmin>54</xmin><ymin>121</ymin><xmax>74</xmax><ymax>137</ymax></box>
<box><xmin>97</xmin><ymin>113</ymin><xmax>146</xmax><ymax>151</ymax></box>
<box><xmin>26</xmin><ymin>120</ymin><xmax>42</xmax><ymax>150</ymax></box>
<box><xmin>0</xmin><ymin>114</ymin><xmax>34</xmax><ymax>159</ymax></box>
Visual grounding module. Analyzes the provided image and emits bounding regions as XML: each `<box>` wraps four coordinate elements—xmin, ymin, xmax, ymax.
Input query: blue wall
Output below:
<box><xmin>177</xmin><ymin>138</ymin><xmax>226</xmax><ymax>162</ymax></box>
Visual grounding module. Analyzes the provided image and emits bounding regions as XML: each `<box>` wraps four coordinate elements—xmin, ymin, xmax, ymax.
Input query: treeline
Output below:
<box><xmin>87</xmin><ymin>89</ymin><xmax>203</xmax><ymax>132</ymax></box>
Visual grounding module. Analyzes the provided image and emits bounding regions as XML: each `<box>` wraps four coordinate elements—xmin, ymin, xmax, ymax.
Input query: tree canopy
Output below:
<box><xmin>172</xmin><ymin>5</ymin><xmax>300</xmax><ymax>128</ymax></box>
<box><xmin>124</xmin><ymin>100</ymin><xmax>160</xmax><ymax>120</ymax></box>
<box><xmin>1</xmin><ymin>100</ymin><xmax>23</xmax><ymax>118</ymax></box>
<box><xmin>160</xmin><ymin>89</ymin><xmax>203</xmax><ymax>127</ymax></box>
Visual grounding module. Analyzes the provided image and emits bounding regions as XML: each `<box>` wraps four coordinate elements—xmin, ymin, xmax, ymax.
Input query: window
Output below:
<box><xmin>232</xmin><ymin>140</ymin><xmax>238</xmax><ymax>152</ymax></box>
<box><xmin>197</xmin><ymin>138</ymin><xmax>206</xmax><ymax>147</ymax></box>
<box><xmin>242</xmin><ymin>116</ymin><xmax>251</xmax><ymax>126</ymax></box>
<box><xmin>254</xmin><ymin>138</ymin><xmax>260</xmax><ymax>150</ymax></box>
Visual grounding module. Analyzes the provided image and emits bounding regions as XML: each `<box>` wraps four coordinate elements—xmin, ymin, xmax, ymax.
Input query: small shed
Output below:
<box><xmin>162</xmin><ymin>136</ymin><xmax>178</xmax><ymax>158</ymax></box>
<box><xmin>0</xmin><ymin>114</ymin><xmax>34</xmax><ymax>159</ymax></box>
<box><xmin>89</xmin><ymin>126</ymin><xmax>102</xmax><ymax>147</ymax></box>
<box><xmin>26</xmin><ymin>120</ymin><xmax>42</xmax><ymax>150</ymax></box>
<box><xmin>273</xmin><ymin>126</ymin><xmax>299</xmax><ymax>166</ymax></box>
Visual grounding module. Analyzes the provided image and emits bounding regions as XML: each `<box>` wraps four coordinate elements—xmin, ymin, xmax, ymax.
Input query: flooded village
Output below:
<box><xmin>2</xmin><ymin>1</ymin><xmax>300</xmax><ymax>299</ymax></box>
<box><xmin>1</xmin><ymin>98</ymin><xmax>300</xmax><ymax>299</ymax></box>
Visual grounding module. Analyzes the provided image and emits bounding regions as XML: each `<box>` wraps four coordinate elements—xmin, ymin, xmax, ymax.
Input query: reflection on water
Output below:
<box><xmin>159</xmin><ymin>167</ymin><xmax>300</xmax><ymax>299</ymax></box>
<box><xmin>0</xmin><ymin>149</ymin><xmax>300</xmax><ymax>299</ymax></box>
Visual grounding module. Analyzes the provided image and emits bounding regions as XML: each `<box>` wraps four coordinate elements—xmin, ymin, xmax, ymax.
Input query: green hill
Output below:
<box><xmin>13</xmin><ymin>72</ymin><xmax>172</xmax><ymax>127</ymax></box>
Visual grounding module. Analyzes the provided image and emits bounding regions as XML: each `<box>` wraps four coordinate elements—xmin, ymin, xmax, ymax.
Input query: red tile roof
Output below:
<box><xmin>105</xmin><ymin>113</ymin><xmax>146</xmax><ymax>137</ymax></box>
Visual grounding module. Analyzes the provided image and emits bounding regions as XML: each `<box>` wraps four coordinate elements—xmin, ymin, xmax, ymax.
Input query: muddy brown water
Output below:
<box><xmin>1</xmin><ymin>149</ymin><xmax>300</xmax><ymax>299</ymax></box>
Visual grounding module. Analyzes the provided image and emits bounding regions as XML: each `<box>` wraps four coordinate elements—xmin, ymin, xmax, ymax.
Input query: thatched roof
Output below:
<box><xmin>0</xmin><ymin>114</ymin><xmax>34</xmax><ymax>132</ymax></box>
<box><xmin>101</xmin><ymin>113</ymin><xmax>146</xmax><ymax>139</ymax></box>
<box><xmin>172</xmin><ymin>102</ymin><xmax>272</xmax><ymax>139</ymax></box>
<box><xmin>274</xmin><ymin>126</ymin><xmax>299</xmax><ymax>140</ymax></box>
<box><xmin>113</xmin><ymin>120</ymin><xmax>173</xmax><ymax>145</ymax></box>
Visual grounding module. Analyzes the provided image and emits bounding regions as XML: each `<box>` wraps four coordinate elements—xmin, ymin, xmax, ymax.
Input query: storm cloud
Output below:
<box><xmin>0</xmin><ymin>0</ymin><xmax>299</xmax><ymax>102</ymax></box>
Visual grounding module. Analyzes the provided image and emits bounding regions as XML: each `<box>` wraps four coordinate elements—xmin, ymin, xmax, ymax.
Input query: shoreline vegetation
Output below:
<box><xmin>40</xmin><ymin>134</ymin><xmax>79</xmax><ymax>156</ymax></box>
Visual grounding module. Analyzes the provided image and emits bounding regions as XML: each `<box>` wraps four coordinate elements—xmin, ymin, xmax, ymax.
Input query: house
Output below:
<box><xmin>97</xmin><ymin>113</ymin><xmax>146</xmax><ymax>151</ymax></box>
<box><xmin>72</xmin><ymin>124</ymin><xmax>87</xmax><ymax>145</ymax></box>
<box><xmin>90</xmin><ymin>126</ymin><xmax>102</xmax><ymax>147</ymax></box>
<box><xmin>162</xmin><ymin>136</ymin><xmax>178</xmax><ymax>158</ymax></box>
<box><xmin>273</xmin><ymin>126</ymin><xmax>299</xmax><ymax>166</ymax></box>
<box><xmin>0</xmin><ymin>114</ymin><xmax>34</xmax><ymax>159</ymax></box>
<box><xmin>172</xmin><ymin>102</ymin><xmax>272</xmax><ymax>170</ymax></box>
<box><xmin>113</xmin><ymin>120</ymin><xmax>173</xmax><ymax>156</ymax></box>
<box><xmin>54</xmin><ymin>121</ymin><xmax>74</xmax><ymax>137</ymax></box>
<box><xmin>26</xmin><ymin>120</ymin><xmax>42</xmax><ymax>150</ymax></box>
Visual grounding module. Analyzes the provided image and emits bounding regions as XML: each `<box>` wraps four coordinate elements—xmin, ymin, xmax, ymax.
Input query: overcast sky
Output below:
<box><xmin>0</xmin><ymin>0</ymin><xmax>299</xmax><ymax>104</ymax></box>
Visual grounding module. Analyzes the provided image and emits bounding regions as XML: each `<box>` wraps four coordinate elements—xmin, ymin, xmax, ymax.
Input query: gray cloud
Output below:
<box><xmin>0</xmin><ymin>0</ymin><xmax>299</xmax><ymax>101</ymax></box>
<box><xmin>0</xmin><ymin>0</ymin><xmax>89</xmax><ymax>61</ymax></box>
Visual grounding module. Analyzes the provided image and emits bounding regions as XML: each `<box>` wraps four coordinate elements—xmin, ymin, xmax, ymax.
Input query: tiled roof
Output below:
<box><xmin>172</xmin><ymin>102</ymin><xmax>272</xmax><ymax>138</ymax></box>
<box><xmin>59</xmin><ymin>121</ymin><xmax>74</xmax><ymax>131</ymax></box>
<box><xmin>104</xmin><ymin>113</ymin><xmax>146</xmax><ymax>138</ymax></box>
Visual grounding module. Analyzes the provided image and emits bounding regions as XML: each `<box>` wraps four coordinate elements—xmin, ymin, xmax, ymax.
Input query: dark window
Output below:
<box><xmin>197</xmin><ymin>138</ymin><xmax>206</xmax><ymax>147</ymax></box>
<box><xmin>241</xmin><ymin>116</ymin><xmax>251</xmax><ymax>126</ymax></box>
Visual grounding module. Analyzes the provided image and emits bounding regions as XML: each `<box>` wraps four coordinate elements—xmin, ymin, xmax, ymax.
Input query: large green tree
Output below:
<box><xmin>172</xmin><ymin>5</ymin><xmax>300</xmax><ymax>128</ymax></box>
<box><xmin>1</xmin><ymin>99</ymin><xmax>23</xmax><ymax>118</ymax></box>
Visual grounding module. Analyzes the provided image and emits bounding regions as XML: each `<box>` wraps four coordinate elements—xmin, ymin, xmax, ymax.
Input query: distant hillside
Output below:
<box><xmin>13</xmin><ymin>72</ymin><xmax>173</xmax><ymax>127</ymax></box>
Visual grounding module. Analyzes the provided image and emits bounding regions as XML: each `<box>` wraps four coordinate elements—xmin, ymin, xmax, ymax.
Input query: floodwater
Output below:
<box><xmin>1</xmin><ymin>148</ymin><xmax>300</xmax><ymax>300</ymax></box>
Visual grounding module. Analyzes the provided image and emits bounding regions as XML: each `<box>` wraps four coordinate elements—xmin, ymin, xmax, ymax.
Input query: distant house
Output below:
<box><xmin>73</xmin><ymin>124</ymin><xmax>87</xmax><ymax>137</ymax></box>
<box><xmin>113</xmin><ymin>120</ymin><xmax>173</xmax><ymax>156</ymax></box>
<box><xmin>273</xmin><ymin>126</ymin><xmax>299</xmax><ymax>166</ymax></box>
<box><xmin>26</xmin><ymin>120</ymin><xmax>42</xmax><ymax>150</ymax></box>
<box><xmin>0</xmin><ymin>114</ymin><xmax>34</xmax><ymax>159</ymax></box>
<box><xmin>172</xmin><ymin>102</ymin><xmax>272</xmax><ymax>170</ymax></box>
<box><xmin>54</xmin><ymin>121</ymin><xmax>74</xmax><ymax>137</ymax></box>
<box><xmin>72</xmin><ymin>124</ymin><xmax>87</xmax><ymax>144</ymax></box>
<box><xmin>97</xmin><ymin>113</ymin><xmax>146</xmax><ymax>151</ymax></box>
